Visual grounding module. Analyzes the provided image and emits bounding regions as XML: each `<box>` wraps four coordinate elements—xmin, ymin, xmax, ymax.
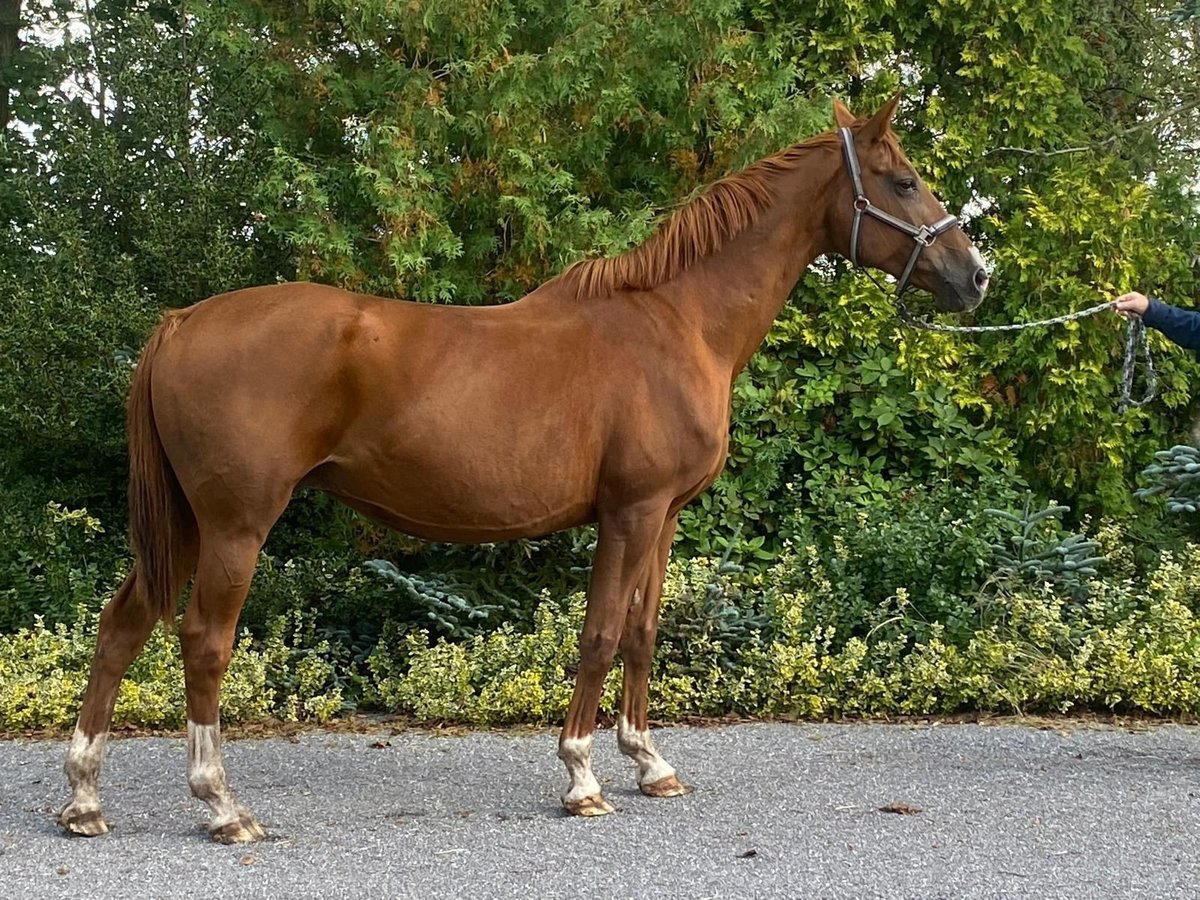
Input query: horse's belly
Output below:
<box><xmin>310</xmin><ymin>456</ymin><xmax>597</xmax><ymax>543</ymax></box>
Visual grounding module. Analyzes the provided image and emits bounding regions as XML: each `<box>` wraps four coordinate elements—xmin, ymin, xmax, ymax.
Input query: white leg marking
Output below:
<box><xmin>558</xmin><ymin>734</ymin><xmax>602</xmax><ymax>805</ymax></box>
<box><xmin>63</xmin><ymin>726</ymin><xmax>107</xmax><ymax>810</ymax></box>
<box><xmin>617</xmin><ymin>715</ymin><xmax>676</xmax><ymax>785</ymax></box>
<box><xmin>187</xmin><ymin>720</ymin><xmax>247</xmax><ymax>830</ymax></box>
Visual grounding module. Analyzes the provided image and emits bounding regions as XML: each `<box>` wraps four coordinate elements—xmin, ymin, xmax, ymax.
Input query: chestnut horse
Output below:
<box><xmin>60</xmin><ymin>96</ymin><xmax>988</xmax><ymax>842</ymax></box>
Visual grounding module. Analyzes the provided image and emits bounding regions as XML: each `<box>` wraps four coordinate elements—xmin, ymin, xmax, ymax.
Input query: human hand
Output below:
<box><xmin>1114</xmin><ymin>291</ymin><xmax>1150</xmax><ymax>316</ymax></box>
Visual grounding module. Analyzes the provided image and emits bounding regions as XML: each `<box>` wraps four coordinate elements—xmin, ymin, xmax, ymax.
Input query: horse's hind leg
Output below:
<box><xmin>617</xmin><ymin>514</ymin><xmax>690</xmax><ymax>798</ymax></box>
<box><xmin>180</xmin><ymin>529</ymin><xmax>270</xmax><ymax>843</ymax></box>
<box><xmin>61</xmin><ymin>568</ymin><xmax>165</xmax><ymax>836</ymax></box>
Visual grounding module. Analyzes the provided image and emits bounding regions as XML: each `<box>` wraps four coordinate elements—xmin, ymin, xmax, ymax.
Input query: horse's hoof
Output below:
<box><xmin>563</xmin><ymin>794</ymin><xmax>616</xmax><ymax>817</ymax></box>
<box><xmin>640</xmin><ymin>774</ymin><xmax>692</xmax><ymax>798</ymax></box>
<box><xmin>59</xmin><ymin>806</ymin><xmax>109</xmax><ymax>837</ymax></box>
<box><xmin>209</xmin><ymin>815</ymin><xmax>266</xmax><ymax>844</ymax></box>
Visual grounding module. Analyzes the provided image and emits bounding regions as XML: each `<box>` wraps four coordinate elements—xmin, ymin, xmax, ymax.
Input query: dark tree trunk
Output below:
<box><xmin>0</xmin><ymin>0</ymin><xmax>21</xmax><ymax>132</ymax></box>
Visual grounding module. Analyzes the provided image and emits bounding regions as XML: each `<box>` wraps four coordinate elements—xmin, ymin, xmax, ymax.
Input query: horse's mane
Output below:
<box><xmin>558</xmin><ymin>130</ymin><xmax>843</xmax><ymax>300</ymax></box>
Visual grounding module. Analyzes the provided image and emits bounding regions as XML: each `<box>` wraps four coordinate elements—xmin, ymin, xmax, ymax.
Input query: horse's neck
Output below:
<box><xmin>674</xmin><ymin>158</ymin><xmax>838</xmax><ymax>376</ymax></box>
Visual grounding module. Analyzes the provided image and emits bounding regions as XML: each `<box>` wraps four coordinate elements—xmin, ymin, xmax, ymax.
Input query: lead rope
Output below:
<box><xmin>1118</xmin><ymin>313</ymin><xmax>1156</xmax><ymax>413</ymax></box>
<box><xmin>872</xmin><ymin>273</ymin><xmax>1156</xmax><ymax>413</ymax></box>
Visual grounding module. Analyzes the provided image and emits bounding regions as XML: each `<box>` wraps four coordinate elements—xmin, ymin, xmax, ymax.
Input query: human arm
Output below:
<box><xmin>1115</xmin><ymin>291</ymin><xmax>1200</xmax><ymax>350</ymax></box>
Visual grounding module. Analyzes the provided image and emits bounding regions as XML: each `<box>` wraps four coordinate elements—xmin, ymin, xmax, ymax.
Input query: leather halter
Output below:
<box><xmin>838</xmin><ymin>126</ymin><xmax>959</xmax><ymax>298</ymax></box>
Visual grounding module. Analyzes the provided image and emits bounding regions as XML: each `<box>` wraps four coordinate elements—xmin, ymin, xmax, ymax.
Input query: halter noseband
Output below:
<box><xmin>838</xmin><ymin>126</ymin><xmax>959</xmax><ymax>298</ymax></box>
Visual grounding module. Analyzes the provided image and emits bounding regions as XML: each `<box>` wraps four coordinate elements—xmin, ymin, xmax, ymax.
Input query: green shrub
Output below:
<box><xmin>985</xmin><ymin>497</ymin><xmax>1106</xmax><ymax>602</ymax></box>
<box><xmin>0</xmin><ymin>610</ymin><xmax>348</xmax><ymax>731</ymax></box>
<box><xmin>0</xmin><ymin>501</ymin><xmax>126</xmax><ymax>632</ymax></box>
<box><xmin>656</xmin><ymin>546</ymin><xmax>768</xmax><ymax>679</ymax></box>
<box><xmin>241</xmin><ymin>540</ymin><xmax>584</xmax><ymax>653</ymax></box>
<box><xmin>778</xmin><ymin>475</ymin><xmax>1022</xmax><ymax>645</ymax></box>
<box><xmin>678</xmin><ymin>326</ymin><xmax>1021</xmax><ymax>565</ymax></box>
<box><xmin>9</xmin><ymin>490</ymin><xmax>1200</xmax><ymax>732</ymax></box>
<box><xmin>364</xmin><ymin>594</ymin><xmax>620</xmax><ymax>724</ymax></box>
<box><xmin>358</xmin><ymin>533</ymin><xmax>1200</xmax><ymax>725</ymax></box>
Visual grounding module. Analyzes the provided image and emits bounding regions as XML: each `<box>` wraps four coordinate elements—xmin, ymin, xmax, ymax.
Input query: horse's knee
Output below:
<box><xmin>579</xmin><ymin>630</ymin><xmax>621</xmax><ymax>669</ymax></box>
<box><xmin>620</xmin><ymin>620</ymin><xmax>656</xmax><ymax>660</ymax></box>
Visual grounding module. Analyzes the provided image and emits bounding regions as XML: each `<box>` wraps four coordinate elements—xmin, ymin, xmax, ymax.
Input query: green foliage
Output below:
<box><xmin>678</xmin><ymin>297</ymin><xmax>1020</xmax><ymax>560</ymax></box>
<box><xmin>8</xmin><ymin>492</ymin><xmax>1200</xmax><ymax>730</ymax></box>
<box><xmin>363</xmin><ymin>559</ymin><xmax>523</xmax><ymax>640</ymax></box>
<box><xmin>0</xmin><ymin>500</ymin><xmax>126</xmax><ymax>631</ymax></box>
<box><xmin>656</xmin><ymin>548</ymin><xmax>769</xmax><ymax>678</ymax></box>
<box><xmin>1136</xmin><ymin>444</ymin><xmax>1200</xmax><ymax>513</ymax></box>
<box><xmin>239</xmin><ymin>553</ymin><xmax>397</xmax><ymax>651</ymax></box>
<box><xmin>6</xmin><ymin>0</ymin><xmax>1197</xmax><ymax>567</ymax></box>
<box><xmin>986</xmin><ymin>497</ymin><xmax>1107</xmax><ymax>601</ymax></box>
<box><xmin>256</xmin><ymin>612</ymin><xmax>354</xmax><ymax>723</ymax></box>
<box><xmin>0</xmin><ymin>609</ymin><xmax>348</xmax><ymax>731</ymax></box>
<box><xmin>1</xmin><ymin>0</ymin><xmax>290</xmax><ymax>536</ymax></box>
<box><xmin>1171</xmin><ymin>1</ymin><xmax>1200</xmax><ymax>21</ymax></box>
<box><xmin>4</xmin><ymin>2</ymin><xmax>1200</xmax><ymax>733</ymax></box>
<box><xmin>352</xmin><ymin>540</ymin><xmax>1200</xmax><ymax>724</ymax></box>
<box><xmin>243</xmin><ymin>526</ymin><xmax>586</xmax><ymax>643</ymax></box>
<box><xmin>778</xmin><ymin>475</ymin><xmax>1024</xmax><ymax>644</ymax></box>
<box><xmin>363</xmin><ymin>595</ymin><xmax>620</xmax><ymax>724</ymax></box>
<box><xmin>942</xmin><ymin>164</ymin><xmax>1200</xmax><ymax>515</ymax></box>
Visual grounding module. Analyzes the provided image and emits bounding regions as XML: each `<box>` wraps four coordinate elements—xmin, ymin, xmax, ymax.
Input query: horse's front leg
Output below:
<box><xmin>617</xmin><ymin>513</ymin><xmax>690</xmax><ymax>798</ymax></box>
<box><xmin>558</xmin><ymin>500</ymin><xmax>672</xmax><ymax>816</ymax></box>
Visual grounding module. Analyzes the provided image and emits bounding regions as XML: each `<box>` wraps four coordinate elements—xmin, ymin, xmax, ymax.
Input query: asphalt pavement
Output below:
<box><xmin>3</xmin><ymin>721</ymin><xmax>1200</xmax><ymax>899</ymax></box>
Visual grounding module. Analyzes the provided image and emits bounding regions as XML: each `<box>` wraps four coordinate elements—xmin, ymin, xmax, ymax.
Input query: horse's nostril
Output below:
<box><xmin>974</xmin><ymin>267</ymin><xmax>990</xmax><ymax>291</ymax></box>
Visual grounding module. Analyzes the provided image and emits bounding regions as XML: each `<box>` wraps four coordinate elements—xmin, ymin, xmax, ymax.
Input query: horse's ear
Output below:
<box><xmin>832</xmin><ymin>98</ymin><xmax>856</xmax><ymax>129</ymax></box>
<box><xmin>860</xmin><ymin>91</ymin><xmax>903</xmax><ymax>142</ymax></box>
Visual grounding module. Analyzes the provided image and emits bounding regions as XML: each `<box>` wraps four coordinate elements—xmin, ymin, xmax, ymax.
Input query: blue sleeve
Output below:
<box><xmin>1141</xmin><ymin>299</ymin><xmax>1200</xmax><ymax>350</ymax></box>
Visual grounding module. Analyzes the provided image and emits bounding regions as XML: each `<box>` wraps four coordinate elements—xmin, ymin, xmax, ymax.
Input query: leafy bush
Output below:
<box><xmin>6</xmin><ymin>0</ymin><xmax>1200</xmax><ymax>626</ymax></box>
<box><xmin>778</xmin><ymin>474</ymin><xmax>1023</xmax><ymax>644</ymax></box>
<box><xmin>9</xmin><ymin>528</ymin><xmax>1200</xmax><ymax>731</ymax></box>
<box><xmin>0</xmin><ymin>610</ymin><xmax>348</xmax><ymax>731</ymax></box>
<box><xmin>677</xmin><ymin>307</ymin><xmax>1021</xmax><ymax>564</ymax></box>
<box><xmin>351</xmin><ymin>488</ymin><xmax>1200</xmax><ymax>723</ymax></box>
<box><xmin>363</xmin><ymin>560</ymin><xmax>523</xmax><ymax>640</ymax></box>
<box><xmin>363</xmin><ymin>594</ymin><xmax>620</xmax><ymax>725</ymax></box>
<box><xmin>368</xmin><ymin>537</ymin><xmax>1200</xmax><ymax>723</ymax></box>
<box><xmin>239</xmin><ymin>554</ymin><xmax>397</xmax><ymax>651</ymax></box>
<box><xmin>656</xmin><ymin>551</ymin><xmax>769</xmax><ymax>679</ymax></box>
<box><xmin>243</xmin><ymin>530</ymin><xmax>588</xmax><ymax>645</ymax></box>
<box><xmin>1137</xmin><ymin>444</ymin><xmax>1200</xmax><ymax>514</ymax></box>
<box><xmin>0</xmin><ymin>501</ymin><xmax>126</xmax><ymax>632</ymax></box>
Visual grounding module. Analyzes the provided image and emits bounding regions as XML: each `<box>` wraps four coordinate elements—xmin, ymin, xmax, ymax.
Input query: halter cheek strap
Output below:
<box><xmin>838</xmin><ymin>126</ymin><xmax>959</xmax><ymax>298</ymax></box>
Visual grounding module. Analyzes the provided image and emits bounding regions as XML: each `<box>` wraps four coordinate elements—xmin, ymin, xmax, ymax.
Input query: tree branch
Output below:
<box><xmin>983</xmin><ymin>97</ymin><xmax>1200</xmax><ymax>158</ymax></box>
<box><xmin>82</xmin><ymin>0</ymin><xmax>108</xmax><ymax>126</ymax></box>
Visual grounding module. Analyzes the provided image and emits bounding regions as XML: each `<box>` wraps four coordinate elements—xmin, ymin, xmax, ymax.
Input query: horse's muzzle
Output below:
<box><xmin>934</xmin><ymin>248</ymin><xmax>989</xmax><ymax>312</ymax></box>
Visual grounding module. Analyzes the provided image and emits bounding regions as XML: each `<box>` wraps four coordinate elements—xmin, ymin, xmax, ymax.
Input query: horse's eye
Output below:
<box><xmin>896</xmin><ymin>178</ymin><xmax>918</xmax><ymax>195</ymax></box>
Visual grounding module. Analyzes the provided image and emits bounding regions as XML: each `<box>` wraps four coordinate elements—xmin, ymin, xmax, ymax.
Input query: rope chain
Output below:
<box><xmin>894</xmin><ymin>296</ymin><xmax>1156</xmax><ymax>414</ymax></box>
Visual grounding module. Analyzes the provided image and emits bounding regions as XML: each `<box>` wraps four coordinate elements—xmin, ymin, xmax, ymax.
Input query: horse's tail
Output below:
<box><xmin>126</xmin><ymin>307</ymin><xmax>198</xmax><ymax>626</ymax></box>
